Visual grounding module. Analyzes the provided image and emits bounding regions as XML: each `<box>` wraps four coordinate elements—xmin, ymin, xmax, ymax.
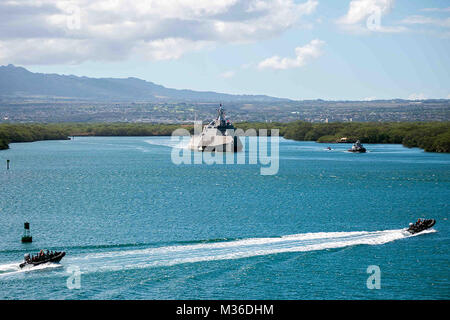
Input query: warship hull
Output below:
<box><xmin>188</xmin><ymin>134</ymin><xmax>242</xmax><ymax>152</ymax></box>
<box><xmin>189</xmin><ymin>105</ymin><xmax>243</xmax><ymax>152</ymax></box>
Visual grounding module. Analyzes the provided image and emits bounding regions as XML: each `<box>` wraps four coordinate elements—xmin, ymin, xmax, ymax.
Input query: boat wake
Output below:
<box><xmin>144</xmin><ymin>137</ymin><xmax>189</xmax><ymax>149</ymax></box>
<box><xmin>0</xmin><ymin>262</ymin><xmax>62</xmax><ymax>277</ymax></box>
<box><xmin>0</xmin><ymin>228</ymin><xmax>435</xmax><ymax>277</ymax></box>
<box><xmin>65</xmin><ymin>228</ymin><xmax>434</xmax><ymax>274</ymax></box>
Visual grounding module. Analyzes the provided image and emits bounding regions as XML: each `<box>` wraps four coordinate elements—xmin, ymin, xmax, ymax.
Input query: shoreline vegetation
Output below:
<box><xmin>0</xmin><ymin>121</ymin><xmax>449</xmax><ymax>153</ymax></box>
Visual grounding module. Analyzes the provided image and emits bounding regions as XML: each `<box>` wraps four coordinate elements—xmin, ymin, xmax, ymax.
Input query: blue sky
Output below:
<box><xmin>1</xmin><ymin>0</ymin><xmax>449</xmax><ymax>100</ymax></box>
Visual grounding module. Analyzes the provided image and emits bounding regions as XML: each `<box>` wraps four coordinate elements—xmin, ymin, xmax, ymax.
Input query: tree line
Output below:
<box><xmin>279</xmin><ymin>121</ymin><xmax>450</xmax><ymax>153</ymax></box>
<box><xmin>0</xmin><ymin>121</ymin><xmax>449</xmax><ymax>153</ymax></box>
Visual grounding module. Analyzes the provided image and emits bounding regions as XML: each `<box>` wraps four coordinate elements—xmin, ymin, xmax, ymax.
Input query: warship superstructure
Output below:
<box><xmin>188</xmin><ymin>105</ymin><xmax>243</xmax><ymax>152</ymax></box>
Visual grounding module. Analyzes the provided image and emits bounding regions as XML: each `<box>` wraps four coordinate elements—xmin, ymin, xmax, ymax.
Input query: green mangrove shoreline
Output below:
<box><xmin>1</xmin><ymin>121</ymin><xmax>449</xmax><ymax>153</ymax></box>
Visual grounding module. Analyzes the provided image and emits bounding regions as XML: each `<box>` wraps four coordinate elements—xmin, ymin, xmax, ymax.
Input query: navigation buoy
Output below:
<box><xmin>21</xmin><ymin>222</ymin><xmax>32</xmax><ymax>243</ymax></box>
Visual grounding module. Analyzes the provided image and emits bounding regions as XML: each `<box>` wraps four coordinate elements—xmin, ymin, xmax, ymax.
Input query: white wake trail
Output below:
<box><xmin>0</xmin><ymin>229</ymin><xmax>435</xmax><ymax>277</ymax></box>
<box><xmin>144</xmin><ymin>137</ymin><xmax>189</xmax><ymax>149</ymax></box>
<box><xmin>0</xmin><ymin>262</ymin><xmax>62</xmax><ymax>278</ymax></box>
<box><xmin>66</xmin><ymin>229</ymin><xmax>435</xmax><ymax>274</ymax></box>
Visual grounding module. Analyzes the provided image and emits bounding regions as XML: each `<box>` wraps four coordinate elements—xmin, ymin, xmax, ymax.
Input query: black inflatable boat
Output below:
<box><xmin>19</xmin><ymin>251</ymin><xmax>65</xmax><ymax>268</ymax></box>
<box><xmin>407</xmin><ymin>219</ymin><xmax>436</xmax><ymax>234</ymax></box>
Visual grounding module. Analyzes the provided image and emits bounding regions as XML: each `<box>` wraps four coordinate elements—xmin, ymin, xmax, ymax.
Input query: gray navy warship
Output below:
<box><xmin>188</xmin><ymin>105</ymin><xmax>243</xmax><ymax>152</ymax></box>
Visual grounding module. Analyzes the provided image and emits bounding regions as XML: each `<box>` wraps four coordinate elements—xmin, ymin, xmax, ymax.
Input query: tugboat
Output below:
<box><xmin>348</xmin><ymin>140</ymin><xmax>366</xmax><ymax>153</ymax></box>
<box><xmin>19</xmin><ymin>250</ymin><xmax>65</xmax><ymax>268</ymax></box>
<box><xmin>406</xmin><ymin>219</ymin><xmax>436</xmax><ymax>234</ymax></box>
<box><xmin>188</xmin><ymin>105</ymin><xmax>243</xmax><ymax>152</ymax></box>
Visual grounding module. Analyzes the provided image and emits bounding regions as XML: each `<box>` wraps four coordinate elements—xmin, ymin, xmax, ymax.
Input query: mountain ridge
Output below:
<box><xmin>0</xmin><ymin>64</ymin><xmax>289</xmax><ymax>102</ymax></box>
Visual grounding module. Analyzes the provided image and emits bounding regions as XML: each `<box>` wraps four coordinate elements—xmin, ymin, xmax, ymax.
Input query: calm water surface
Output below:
<box><xmin>0</xmin><ymin>137</ymin><xmax>448</xmax><ymax>299</ymax></box>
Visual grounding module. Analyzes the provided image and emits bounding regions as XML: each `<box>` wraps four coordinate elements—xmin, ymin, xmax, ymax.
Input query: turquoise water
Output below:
<box><xmin>0</xmin><ymin>137</ymin><xmax>448</xmax><ymax>299</ymax></box>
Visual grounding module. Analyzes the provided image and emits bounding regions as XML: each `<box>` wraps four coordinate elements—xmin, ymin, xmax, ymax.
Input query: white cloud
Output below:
<box><xmin>0</xmin><ymin>0</ymin><xmax>318</xmax><ymax>65</ymax></box>
<box><xmin>337</xmin><ymin>0</ymin><xmax>406</xmax><ymax>33</ymax></box>
<box><xmin>338</xmin><ymin>0</ymin><xmax>393</xmax><ymax>25</ymax></box>
<box><xmin>401</xmin><ymin>15</ymin><xmax>450</xmax><ymax>28</ymax></box>
<box><xmin>421</xmin><ymin>7</ymin><xmax>450</xmax><ymax>13</ymax></box>
<box><xmin>258</xmin><ymin>39</ymin><xmax>324</xmax><ymax>70</ymax></box>
<box><xmin>447</xmin><ymin>94</ymin><xmax>450</xmax><ymax>99</ymax></box>
<box><xmin>400</xmin><ymin>14</ymin><xmax>450</xmax><ymax>38</ymax></box>
<box><xmin>241</xmin><ymin>62</ymin><xmax>254</xmax><ymax>70</ymax></box>
<box><xmin>408</xmin><ymin>93</ymin><xmax>426</xmax><ymax>100</ymax></box>
<box><xmin>220</xmin><ymin>71</ymin><xmax>235</xmax><ymax>79</ymax></box>
<box><xmin>134</xmin><ymin>38</ymin><xmax>212</xmax><ymax>61</ymax></box>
